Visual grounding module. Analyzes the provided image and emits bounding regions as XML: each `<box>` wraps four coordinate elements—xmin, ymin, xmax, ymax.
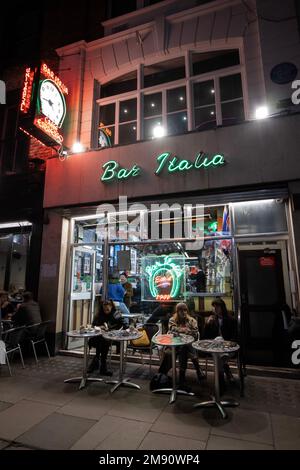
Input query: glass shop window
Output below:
<box><xmin>192</xmin><ymin>50</ymin><xmax>240</xmax><ymax>77</ymax></box>
<box><xmin>144</xmin><ymin>56</ymin><xmax>185</xmax><ymax>88</ymax></box>
<box><xmin>100</xmin><ymin>71</ymin><xmax>137</xmax><ymax>99</ymax></box>
<box><xmin>143</xmin><ymin>92</ymin><xmax>162</xmax><ymax>139</ymax></box>
<box><xmin>99</xmin><ymin>103</ymin><xmax>115</xmax><ymax>148</ymax></box>
<box><xmin>220</xmin><ymin>73</ymin><xmax>244</xmax><ymax>125</ymax></box>
<box><xmin>167</xmin><ymin>86</ymin><xmax>187</xmax><ymax>135</ymax></box>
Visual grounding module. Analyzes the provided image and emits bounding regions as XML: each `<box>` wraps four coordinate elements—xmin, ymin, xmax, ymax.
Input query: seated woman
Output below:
<box><xmin>0</xmin><ymin>290</ymin><xmax>14</xmax><ymax>321</ymax></box>
<box><xmin>158</xmin><ymin>302</ymin><xmax>205</xmax><ymax>392</ymax></box>
<box><xmin>203</xmin><ymin>298</ymin><xmax>237</xmax><ymax>390</ymax></box>
<box><xmin>88</xmin><ymin>299</ymin><xmax>127</xmax><ymax>375</ymax></box>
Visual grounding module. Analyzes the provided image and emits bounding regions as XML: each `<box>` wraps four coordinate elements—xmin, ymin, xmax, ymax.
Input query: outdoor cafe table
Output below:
<box><xmin>192</xmin><ymin>339</ymin><xmax>240</xmax><ymax>419</ymax></box>
<box><xmin>151</xmin><ymin>333</ymin><xmax>195</xmax><ymax>404</ymax></box>
<box><xmin>64</xmin><ymin>329</ymin><xmax>103</xmax><ymax>390</ymax></box>
<box><xmin>101</xmin><ymin>329</ymin><xmax>142</xmax><ymax>393</ymax></box>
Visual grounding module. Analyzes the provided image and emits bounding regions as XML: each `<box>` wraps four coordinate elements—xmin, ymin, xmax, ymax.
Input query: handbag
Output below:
<box><xmin>130</xmin><ymin>328</ymin><xmax>150</xmax><ymax>347</ymax></box>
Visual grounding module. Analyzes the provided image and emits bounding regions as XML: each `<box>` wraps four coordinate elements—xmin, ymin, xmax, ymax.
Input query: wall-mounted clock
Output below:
<box><xmin>39</xmin><ymin>79</ymin><xmax>66</xmax><ymax>127</ymax></box>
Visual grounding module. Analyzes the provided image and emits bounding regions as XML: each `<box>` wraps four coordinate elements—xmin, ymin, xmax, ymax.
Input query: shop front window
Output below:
<box><xmin>119</xmin><ymin>98</ymin><xmax>137</xmax><ymax>145</ymax></box>
<box><xmin>0</xmin><ymin>230</ymin><xmax>30</xmax><ymax>292</ymax></box>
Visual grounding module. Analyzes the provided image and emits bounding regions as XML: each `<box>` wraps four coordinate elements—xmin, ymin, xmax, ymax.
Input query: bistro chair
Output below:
<box><xmin>26</xmin><ymin>320</ymin><xmax>51</xmax><ymax>363</ymax></box>
<box><xmin>126</xmin><ymin>323</ymin><xmax>160</xmax><ymax>375</ymax></box>
<box><xmin>2</xmin><ymin>326</ymin><xmax>26</xmax><ymax>376</ymax></box>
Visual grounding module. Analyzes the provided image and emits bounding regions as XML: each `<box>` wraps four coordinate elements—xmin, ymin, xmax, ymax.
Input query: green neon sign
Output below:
<box><xmin>155</xmin><ymin>151</ymin><xmax>225</xmax><ymax>175</ymax></box>
<box><xmin>101</xmin><ymin>160</ymin><xmax>141</xmax><ymax>182</ymax></box>
<box><xmin>100</xmin><ymin>151</ymin><xmax>225</xmax><ymax>182</ymax></box>
<box><xmin>145</xmin><ymin>256</ymin><xmax>184</xmax><ymax>301</ymax></box>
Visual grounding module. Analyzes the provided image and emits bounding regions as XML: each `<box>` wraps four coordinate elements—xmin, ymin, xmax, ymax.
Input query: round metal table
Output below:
<box><xmin>64</xmin><ymin>329</ymin><xmax>103</xmax><ymax>390</ymax></box>
<box><xmin>102</xmin><ymin>329</ymin><xmax>142</xmax><ymax>393</ymax></box>
<box><xmin>152</xmin><ymin>333</ymin><xmax>195</xmax><ymax>404</ymax></box>
<box><xmin>192</xmin><ymin>339</ymin><xmax>240</xmax><ymax>419</ymax></box>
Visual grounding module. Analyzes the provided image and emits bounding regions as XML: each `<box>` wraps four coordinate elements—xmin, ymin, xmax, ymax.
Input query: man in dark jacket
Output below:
<box><xmin>12</xmin><ymin>292</ymin><xmax>42</xmax><ymax>326</ymax></box>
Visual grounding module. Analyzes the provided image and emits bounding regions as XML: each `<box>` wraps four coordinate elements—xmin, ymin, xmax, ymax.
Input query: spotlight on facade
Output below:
<box><xmin>72</xmin><ymin>142</ymin><xmax>84</xmax><ymax>153</ymax></box>
<box><xmin>255</xmin><ymin>106</ymin><xmax>269</xmax><ymax>120</ymax></box>
<box><xmin>152</xmin><ymin>125</ymin><xmax>165</xmax><ymax>138</ymax></box>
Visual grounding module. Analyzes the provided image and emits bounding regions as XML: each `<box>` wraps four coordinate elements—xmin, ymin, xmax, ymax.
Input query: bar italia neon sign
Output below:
<box><xmin>100</xmin><ymin>151</ymin><xmax>225</xmax><ymax>182</ymax></box>
<box><xmin>145</xmin><ymin>256</ymin><xmax>184</xmax><ymax>301</ymax></box>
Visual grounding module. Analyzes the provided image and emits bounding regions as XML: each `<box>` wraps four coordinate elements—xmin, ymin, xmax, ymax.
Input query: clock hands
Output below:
<box><xmin>42</xmin><ymin>97</ymin><xmax>54</xmax><ymax>107</ymax></box>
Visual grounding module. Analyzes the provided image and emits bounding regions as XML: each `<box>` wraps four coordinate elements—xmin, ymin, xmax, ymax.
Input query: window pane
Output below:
<box><xmin>119</xmin><ymin>122</ymin><xmax>137</xmax><ymax>145</ymax></box>
<box><xmin>192</xmin><ymin>50</ymin><xmax>240</xmax><ymax>76</ymax></box>
<box><xmin>144</xmin><ymin>117</ymin><xmax>162</xmax><ymax>140</ymax></box>
<box><xmin>144</xmin><ymin>93</ymin><xmax>162</xmax><ymax>118</ymax></box>
<box><xmin>100</xmin><ymin>71</ymin><xmax>137</xmax><ymax>98</ymax></box>
<box><xmin>220</xmin><ymin>73</ymin><xmax>243</xmax><ymax>101</ymax></box>
<box><xmin>110</xmin><ymin>0</ymin><xmax>136</xmax><ymax>18</ymax></box>
<box><xmin>167</xmin><ymin>111</ymin><xmax>187</xmax><ymax>135</ymax></box>
<box><xmin>99</xmin><ymin>103</ymin><xmax>115</xmax><ymax>126</ymax></box>
<box><xmin>144</xmin><ymin>57</ymin><xmax>185</xmax><ymax>88</ymax></box>
<box><xmin>221</xmin><ymin>100</ymin><xmax>244</xmax><ymax>124</ymax></box>
<box><xmin>167</xmin><ymin>86</ymin><xmax>186</xmax><ymax>113</ymax></box>
<box><xmin>119</xmin><ymin>98</ymin><xmax>137</xmax><ymax>123</ymax></box>
<box><xmin>194</xmin><ymin>106</ymin><xmax>216</xmax><ymax>130</ymax></box>
<box><xmin>99</xmin><ymin>126</ymin><xmax>114</xmax><ymax>147</ymax></box>
<box><xmin>193</xmin><ymin>80</ymin><xmax>215</xmax><ymax>107</ymax></box>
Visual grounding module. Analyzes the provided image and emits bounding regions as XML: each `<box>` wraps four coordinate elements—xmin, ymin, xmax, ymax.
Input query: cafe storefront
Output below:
<box><xmin>39</xmin><ymin>113</ymin><xmax>300</xmax><ymax>367</ymax></box>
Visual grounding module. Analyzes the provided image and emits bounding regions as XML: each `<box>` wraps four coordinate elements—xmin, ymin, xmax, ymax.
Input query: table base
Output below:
<box><xmin>193</xmin><ymin>397</ymin><xmax>239</xmax><ymax>419</ymax></box>
<box><xmin>64</xmin><ymin>376</ymin><xmax>104</xmax><ymax>390</ymax></box>
<box><xmin>153</xmin><ymin>388</ymin><xmax>195</xmax><ymax>405</ymax></box>
<box><xmin>106</xmin><ymin>377</ymin><xmax>141</xmax><ymax>394</ymax></box>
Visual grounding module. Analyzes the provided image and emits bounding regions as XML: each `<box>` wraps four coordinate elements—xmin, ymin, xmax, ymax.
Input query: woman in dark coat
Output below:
<box><xmin>88</xmin><ymin>299</ymin><xmax>126</xmax><ymax>375</ymax></box>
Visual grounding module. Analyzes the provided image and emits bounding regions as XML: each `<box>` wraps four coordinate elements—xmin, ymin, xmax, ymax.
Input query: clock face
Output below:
<box><xmin>39</xmin><ymin>79</ymin><xmax>66</xmax><ymax>127</ymax></box>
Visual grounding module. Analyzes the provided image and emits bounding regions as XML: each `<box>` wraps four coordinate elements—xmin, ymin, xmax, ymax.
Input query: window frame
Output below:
<box><xmin>95</xmin><ymin>50</ymin><xmax>247</xmax><ymax>147</ymax></box>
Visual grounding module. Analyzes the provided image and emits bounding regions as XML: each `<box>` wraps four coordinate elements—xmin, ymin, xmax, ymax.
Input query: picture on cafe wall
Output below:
<box><xmin>141</xmin><ymin>255</ymin><xmax>186</xmax><ymax>302</ymax></box>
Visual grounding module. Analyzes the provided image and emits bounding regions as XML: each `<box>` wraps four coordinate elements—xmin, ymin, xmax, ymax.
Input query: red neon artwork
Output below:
<box><xmin>20</xmin><ymin>68</ymin><xmax>35</xmax><ymax>113</ymax></box>
<box><xmin>34</xmin><ymin>116</ymin><xmax>64</xmax><ymax>144</ymax></box>
<box><xmin>41</xmin><ymin>63</ymin><xmax>68</xmax><ymax>95</ymax></box>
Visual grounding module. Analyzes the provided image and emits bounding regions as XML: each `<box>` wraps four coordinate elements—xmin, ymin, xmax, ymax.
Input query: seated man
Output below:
<box><xmin>158</xmin><ymin>302</ymin><xmax>205</xmax><ymax>392</ymax></box>
<box><xmin>88</xmin><ymin>299</ymin><xmax>127</xmax><ymax>375</ymax></box>
<box><xmin>12</xmin><ymin>291</ymin><xmax>42</xmax><ymax>326</ymax></box>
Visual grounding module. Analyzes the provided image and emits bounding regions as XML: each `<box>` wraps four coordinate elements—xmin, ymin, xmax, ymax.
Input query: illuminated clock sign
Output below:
<box><xmin>142</xmin><ymin>255</ymin><xmax>186</xmax><ymax>302</ymax></box>
<box><xmin>100</xmin><ymin>151</ymin><xmax>225</xmax><ymax>182</ymax></box>
<box><xmin>19</xmin><ymin>62</ymin><xmax>68</xmax><ymax>147</ymax></box>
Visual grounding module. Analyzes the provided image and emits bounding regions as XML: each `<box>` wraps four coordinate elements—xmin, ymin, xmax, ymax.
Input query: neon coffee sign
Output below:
<box><xmin>144</xmin><ymin>256</ymin><xmax>185</xmax><ymax>301</ymax></box>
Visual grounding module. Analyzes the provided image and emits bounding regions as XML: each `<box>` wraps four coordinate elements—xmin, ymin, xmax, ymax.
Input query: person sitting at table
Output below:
<box><xmin>158</xmin><ymin>302</ymin><xmax>205</xmax><ymax>392</ymax></box>
<box><xmin>88</xmin><ymin>299</ymin><xmax>127</xmax><ymax>375</ymax></box>
<box><xmin>11</xmin><ymin>291</ymin><xmax>42</xmax><ymax>326</ymax></box>
<box><xmin>0</xmin><ymin>290</ymin><xmax>14</xmax><ymax>321</ymax></box>
<box><xmin>203</xmin><ymin>298</ymin><xmax>237</xmax><ymax>390</ymax></box>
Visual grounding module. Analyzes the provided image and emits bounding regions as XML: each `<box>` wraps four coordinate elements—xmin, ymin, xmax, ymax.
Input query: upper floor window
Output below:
<box><xmin>96</xmin><ymin>48</ymin><xmax>245</xmax><ymax>147</ymax></box>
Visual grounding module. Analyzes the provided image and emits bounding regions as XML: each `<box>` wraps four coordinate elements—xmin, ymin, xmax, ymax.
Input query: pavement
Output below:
<box><xmin>0</xmin><ymin>353</ymin><xmax>300</xmax><ymax>450</ymax></box>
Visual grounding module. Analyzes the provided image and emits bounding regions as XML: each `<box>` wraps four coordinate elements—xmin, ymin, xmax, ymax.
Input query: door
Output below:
<box><xmin>239</xmin><ymin>248</ymin><xmax>286</xmax><ymax>366</ymax></box>
<box><xmin>67</xmin><ymin>246</ymin><xmax>96</xmax><ymax>349</ymax></box>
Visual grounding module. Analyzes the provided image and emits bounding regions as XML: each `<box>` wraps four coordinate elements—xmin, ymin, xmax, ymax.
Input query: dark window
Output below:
<box><xmin>193</xmin><ymin>80</ymin><xmax>215</xmax><ymax>107</ymax></box>
<box><xmin>100</xmin><ymin>71</ymin><xmax>137</xmax><ymax>99</ymax></box>
<box><xmin>220</xmin><ymin>73</ymin><xmax>244</xmax><ymax>125</ymax></box>
<box><xmin>99</xmin><ymin>103</ymin><xmax>115</xmax><ymax>126</ymax></box>
<box><xmin>119</xmin><ymin>98</ymin><xmax>137</xmax><ymax>123</ymax></box>
<box><xmin>144</xmin><ymin>93</ymin><xmax>162</xmax><ymax>117</ymax></box>
<box><xmin>192</xmin><ymin>50</ymin><xmax>240</xmax><ymax>76</ymax></box>
<box><xmin>220</xmin><ymin>73</ymin><xmax>243</xmax><ymax>101</ymax></box>
<box><xmin>144</xmin><ymin>57</ymin><xmax>185</xmax><ymax>88</ymax></box>
<box><xmin>167</xmin><ymin>86</ymin><xmax>186</xmax><ymax>113</ymax></box>
<box><xmin>194</xmin><ymin>106</ymin><xmax>216</xmax><ymax>130</ymax></box>
<box><xmin>221</xmin><ymin>100</ymin><xmax>244</xmax><ymax>125</ymax></box>
<box><xmin>167</xmin><ymin>112</ymin><xmax>188</xmax><ymax>135</ymax></box>
<box><xmin>119</xmin><ymin>122</ymin><xmax>137</xmax><ymax>145</ymax></box>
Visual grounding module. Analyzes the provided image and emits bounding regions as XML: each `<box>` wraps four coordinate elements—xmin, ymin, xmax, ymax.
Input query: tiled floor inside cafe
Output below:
<box><xmin>0</xmin><ymin>354</ymin><xmax>300</xmax><ymax>450</ymax></box>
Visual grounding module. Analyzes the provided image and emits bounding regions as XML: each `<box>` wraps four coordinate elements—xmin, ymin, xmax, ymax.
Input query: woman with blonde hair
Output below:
<box><xmin>158</xmin><ymin>302</ymin><xmax>205</xmax><ymax>391</ymax></box>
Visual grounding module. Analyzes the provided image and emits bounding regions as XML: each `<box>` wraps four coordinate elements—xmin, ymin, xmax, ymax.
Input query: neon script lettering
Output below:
<box><xmin>101</xmin><ymin>160</ymin><xmax>141</xmax><ymax>182</ymax></box>
<box><xmin>155</xmin><ymin>151</ymin><xmax>225</xmax><ymax>175</ymax></box>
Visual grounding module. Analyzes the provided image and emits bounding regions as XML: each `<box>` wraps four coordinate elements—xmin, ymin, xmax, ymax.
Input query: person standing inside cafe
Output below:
<box><xmin>119</xmin><ymin>272</ymin><xmax>133</xmax><ymax>309</ymax></box>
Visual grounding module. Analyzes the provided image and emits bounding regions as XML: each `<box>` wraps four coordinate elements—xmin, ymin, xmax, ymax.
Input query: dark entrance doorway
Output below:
<box><xmin>239</xmin><ymin>248</ymin><xmax>287</xmax><ymax>366</ymax></box>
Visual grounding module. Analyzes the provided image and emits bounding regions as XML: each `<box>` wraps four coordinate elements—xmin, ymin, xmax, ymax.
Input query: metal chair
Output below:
<box><xmin>26</xmin><ymin>321</ymin><xmax>51</xmax><ymax>363</ymax></box>
<box><xmin>127</xmin><ymin>323</ymin><xmax>160</xmax><ymax>374</ymax></box>
<box><xmin>2</xmin><ymin>326</ymin><xmax>26</xmax><ymax>376</ymax></box>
